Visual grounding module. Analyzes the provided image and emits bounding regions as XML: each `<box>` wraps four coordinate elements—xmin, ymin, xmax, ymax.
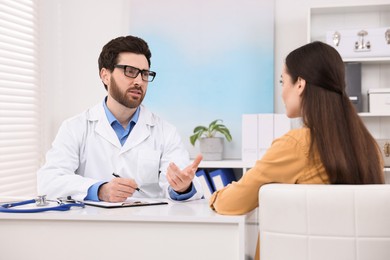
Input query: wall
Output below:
<box><xmin>39</xmin><ymin>0</ymin><xmax>130</xmax><ymax>153</ymax></box>
<box><xmin>128</xmin><ymin>0</ymin><xmax>275</xmax><ymax>159</ymax></box>
<box><xmin>39</xmin><ymin>0</ymin><xmax>390</xmax><ymax>161</ymax></box>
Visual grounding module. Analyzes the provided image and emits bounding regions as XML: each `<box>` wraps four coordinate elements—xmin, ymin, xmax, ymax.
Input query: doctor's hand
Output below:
<box><xmin>98</xmin><ymin>177</ymin><xmax>139</xmax><ymax>202</ymax></box>
<box><xmin>166</xmin><ymin>154</ymin><xmax>203</xmax><ymax>193</ymax></box>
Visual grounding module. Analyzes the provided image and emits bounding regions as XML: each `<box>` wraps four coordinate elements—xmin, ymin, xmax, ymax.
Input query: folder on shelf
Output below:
<box><xmin>196</xmin><ymin>170</ymin><xmax>215</xmax><ymax>199</ymax></box>
<box><xmin>209</xmin><ymin>168</ymin><xmax>236</xmax><ymax>191</ymax></box>
<box><xmin>242</xmin><ymin>114</ymin><xmax>259</xmax><ymax>163</ymax></box>
<box><xmin>242</xmin><ymin>113</ymin><xmax>292</xmax><ymax>161</ymax></box>
<box><xmin>273</xmin><ymin>114</ymin><xmax>291</xmax><ymax>139</ymax></box>
<box><xmin>258</xmin><ymin>114</ymin><xmax>274</xmax><ymax>158</ymax></box>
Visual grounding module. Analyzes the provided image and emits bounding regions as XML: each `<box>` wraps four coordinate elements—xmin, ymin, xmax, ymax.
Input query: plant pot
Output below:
<box><xmin>199</xmin><ymin>137</ymin><xmax>224</xmax><ymax>161</ymax></box>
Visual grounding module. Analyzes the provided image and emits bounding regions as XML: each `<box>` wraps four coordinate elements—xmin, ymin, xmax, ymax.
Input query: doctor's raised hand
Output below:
<box><xmin>167</xmin><ymin>154</ymin><xmax>203</xmax><ymax>193</ymax></box>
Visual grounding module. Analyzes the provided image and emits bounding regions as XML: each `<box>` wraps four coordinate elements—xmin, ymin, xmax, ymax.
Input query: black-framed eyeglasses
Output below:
<box><xmin>114</xmin><ymin>65</ymin><xmax>156</xmax><ymax>82</ymax></box>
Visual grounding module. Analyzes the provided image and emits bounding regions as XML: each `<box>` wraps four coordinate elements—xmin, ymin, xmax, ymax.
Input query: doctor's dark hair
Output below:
<box><xmin>98</xmin><ymin>35</ymin><xmax>152</xmax><ymax>90</ymax></box>
<box><xmin>285</xmin><ymin>41</ymin><xmax>384</xmax><ymax>184</ymax></box>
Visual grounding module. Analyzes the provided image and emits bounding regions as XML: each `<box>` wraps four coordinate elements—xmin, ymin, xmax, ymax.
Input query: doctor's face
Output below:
<box><xmin>108</xmin><ymin>53</ymin><xmax>149</xmax><ymax>109</ymax></box>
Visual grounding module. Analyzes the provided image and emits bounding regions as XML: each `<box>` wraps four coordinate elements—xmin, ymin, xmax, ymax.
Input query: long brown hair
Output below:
<box><xmin>285</xmin><ymin>41</ymin><xmax>384</xmax><ymax>184</ymax></box>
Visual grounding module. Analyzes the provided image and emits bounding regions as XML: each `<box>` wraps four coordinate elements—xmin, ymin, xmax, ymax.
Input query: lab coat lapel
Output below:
<box><xmin>88</xmin><ymin>104</ymin><xmax>121</xmax><ymax>148</ymax></box>
<box><xmin>121</xmin><ymin>105</ymin><xmax>153</xmax><ymax>153</ymax></box>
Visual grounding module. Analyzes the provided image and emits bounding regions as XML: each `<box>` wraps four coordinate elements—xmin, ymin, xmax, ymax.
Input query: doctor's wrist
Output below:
<box><xmin>97</xmin><ymin>182</ymin><xmax>108</xmax><ymax>201</ymax></box>
<box><xmin>174</xmin><ymin>182</ymin><xmax>193</xmax><ymax>194</ymax></box>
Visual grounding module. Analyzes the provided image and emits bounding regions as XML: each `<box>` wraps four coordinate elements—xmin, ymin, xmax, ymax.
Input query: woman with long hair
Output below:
<box><xmin>209</xmin><ymin>41</ymin><xmax>385</xmax><ymax>259</ymax></box>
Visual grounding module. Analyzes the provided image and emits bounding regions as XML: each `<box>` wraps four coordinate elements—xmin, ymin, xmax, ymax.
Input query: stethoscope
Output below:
<box><xmin>0</xmin><ymin>195</ymin><xmax>84</xmax><ymax>213</ymax></box>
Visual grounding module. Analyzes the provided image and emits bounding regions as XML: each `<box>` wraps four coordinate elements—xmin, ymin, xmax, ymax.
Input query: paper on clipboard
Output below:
<box><xmin>83</xmin><ymin>198</ymin><xmax>168</xmax><ymax>209</ymax></box>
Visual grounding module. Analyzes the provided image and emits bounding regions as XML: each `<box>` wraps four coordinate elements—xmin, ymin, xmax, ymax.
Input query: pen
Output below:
<box><xmin>112</xmin><ymin>173</ymin><xmax>143</xmax><ymax>192</ymax></box>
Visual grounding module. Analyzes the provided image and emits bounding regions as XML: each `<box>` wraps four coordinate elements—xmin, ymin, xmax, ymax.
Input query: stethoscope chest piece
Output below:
<box><xmin>35</xmin><ymin>195</ymin><xmax>49</xmax><ymax>207</ymax></box>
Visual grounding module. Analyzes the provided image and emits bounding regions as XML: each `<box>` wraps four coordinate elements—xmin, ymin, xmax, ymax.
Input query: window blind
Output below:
<box><xmin>0</xmin><ymin>0</ymin><xmax>40</xmax><ymax>197</ymax></box>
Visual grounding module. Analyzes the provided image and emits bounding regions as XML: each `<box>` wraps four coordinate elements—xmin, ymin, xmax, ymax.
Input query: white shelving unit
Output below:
<box><xmin>309</xmin><ymin>4</ymin><xmax>390</xmax><ymax>141</ymax></box>
<box><xmin>308</xmin><ymin>4</ymin><xmax>390</xmax><ymax>115</ymax></box>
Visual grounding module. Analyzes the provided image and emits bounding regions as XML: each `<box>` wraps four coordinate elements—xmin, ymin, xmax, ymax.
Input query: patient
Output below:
<box><xmin>209</xmin><ymin>41</ymin><xmax>385</xmax><ymax>259</ymax></box>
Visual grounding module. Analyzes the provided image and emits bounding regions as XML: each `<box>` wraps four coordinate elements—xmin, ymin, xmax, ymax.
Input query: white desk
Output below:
<box><xmin>0</xmin><ymin>199</ymin><xmax>258</xmax><ymax>260</ymax></box>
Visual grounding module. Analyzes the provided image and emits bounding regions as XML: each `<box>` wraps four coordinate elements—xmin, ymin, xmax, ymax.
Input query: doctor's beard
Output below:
<box><xmin>109</xmin><ymin>76</ymin><xmax>145</xmax><ymax>109</ymax></box>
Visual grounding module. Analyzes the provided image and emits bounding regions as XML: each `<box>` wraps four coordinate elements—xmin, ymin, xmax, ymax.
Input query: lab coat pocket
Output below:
<box><xmin>137</xmin><ymin>149</ymin><xmax>161</xmax><ymax>184</ymax></box>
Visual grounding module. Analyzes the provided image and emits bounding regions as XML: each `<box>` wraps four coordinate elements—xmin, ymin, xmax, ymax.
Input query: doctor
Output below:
<box><xmin>37</xmin><ymin>35</ymin><xmax>204</xmax><ymax>202</ymax></box>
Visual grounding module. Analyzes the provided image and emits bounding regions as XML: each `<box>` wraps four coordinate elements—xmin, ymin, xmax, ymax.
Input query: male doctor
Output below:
<box><xmin>37</xmin><ymin>35</ymin><xmax>204</xmax><ymax>202</ymax></box>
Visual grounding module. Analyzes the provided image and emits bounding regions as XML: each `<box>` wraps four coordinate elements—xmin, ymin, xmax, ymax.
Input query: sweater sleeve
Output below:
<box><xmin>209</xmin><ymin>130</ymin><xmax>309</xmax><ymax>215</ymax></box>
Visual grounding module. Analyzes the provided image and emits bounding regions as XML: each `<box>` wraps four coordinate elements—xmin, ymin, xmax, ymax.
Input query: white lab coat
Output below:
<box><xmin>37</xmin><ymin>103</ymin><xmax>203</xmax><ymax>201</ymax></box>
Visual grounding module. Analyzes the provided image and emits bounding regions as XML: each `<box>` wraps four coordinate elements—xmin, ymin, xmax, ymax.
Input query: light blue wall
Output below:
<box><xmin>129</xmin><ymin>0</ymin><xmax>274</xmax><ymax>159</ymax></box>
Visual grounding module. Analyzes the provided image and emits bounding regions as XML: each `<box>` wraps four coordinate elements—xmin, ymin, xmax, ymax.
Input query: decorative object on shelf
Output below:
<box><xmin>190</xmin><ymin>119</ymin><xmax>232</xmax><ymax>161</ymax></box>
<box><xmin>326</xmin><ymin>27</ymin><xmax>390</xmax><ymax>59</ymax></box>
<box><xmin>376</xmin><ymin>139</ymin><xmax>390</xmax><ymax>166</ymax></box>
<box><xmin>332</xmin><ymin>31</ymin><xmax>341</xmax><ymax>46</ymax></box>
<box><xmin>385</xmin><ymin>142</ymin><xmax>390</xmax><ymax>157</ymax></box>
<box><xmin>355</xmin><ymin>30</ymin><xmax>371</xmax><ymax>52</ymax></box>
<box><xmin>368</xmin><ymin>88</ymin><xmax>390</xmax><ymax>113</ymax></box>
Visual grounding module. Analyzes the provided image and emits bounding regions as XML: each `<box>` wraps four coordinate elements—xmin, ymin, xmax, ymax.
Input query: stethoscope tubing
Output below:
<box><xmin>0</xmin><ymin>201</ymin><xmax>84</xmax><ymax>213</ymax></box>
<box><xmin>2</xmin><ymin>199</ymin><xmax>36</xmax><ymax>208</ymax></box>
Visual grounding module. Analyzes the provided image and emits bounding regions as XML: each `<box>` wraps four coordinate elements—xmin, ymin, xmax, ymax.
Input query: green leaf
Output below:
<box><xmin>189</xmin><ymin>119</ymin><xmax>232</xmax><ymax>145</ymax></box>
<box><xmin>193</xmin><ymin>126</ymin><xmax>207</xmax><ymax>134</ymax></box>
<box><xmin>217</xmin><ymin>127</ymin><xmax>232</xmax><ymax>142</ymax></box>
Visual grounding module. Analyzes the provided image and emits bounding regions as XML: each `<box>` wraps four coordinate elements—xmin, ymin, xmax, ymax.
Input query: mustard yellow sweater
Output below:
<box><xmin>209</xmin><ymin>128</ymin><xmax>329</xmax><ymax>215</ymax></box>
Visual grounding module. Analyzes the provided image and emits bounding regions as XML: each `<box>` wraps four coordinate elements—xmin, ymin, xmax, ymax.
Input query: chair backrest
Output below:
<box><xmin>258</xmin><ymin>184</ymin><xmax>390</xmax><ymax>260</ymax></box>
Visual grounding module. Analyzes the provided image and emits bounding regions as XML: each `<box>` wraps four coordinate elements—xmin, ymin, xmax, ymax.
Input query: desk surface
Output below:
<box><xmin>0</xmin><ymin>198</ymin><xmax>254</xmax><ymax>224</ymax></box>
<box><xmin>0</xmin><ymin>199</ymin><xmax>258</xmax><ymax>260</ymax></box>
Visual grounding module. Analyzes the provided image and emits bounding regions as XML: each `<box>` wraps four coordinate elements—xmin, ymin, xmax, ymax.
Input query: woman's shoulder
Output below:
<box><xmin>273</xmin><ymin>128</ymin><xmax>311</xmax><ymax>155</ymax></box>
<box><xmin>284</xmin><ymin>127</ymin><xmax>310</xmax><ymax>141</ymax></box>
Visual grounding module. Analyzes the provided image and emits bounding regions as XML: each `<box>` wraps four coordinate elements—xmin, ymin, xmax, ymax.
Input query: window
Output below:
<box><xmin>0</xmin><ymin>0</ymin><xmax>40</xmax><ymax>197</ymax></box>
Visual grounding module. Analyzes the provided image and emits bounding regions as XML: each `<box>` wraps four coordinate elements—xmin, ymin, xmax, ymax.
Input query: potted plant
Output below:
<box><xmin>190</xmin><ymin>119</ymin><xmax>232</xmax><ymax>160</ymax></box>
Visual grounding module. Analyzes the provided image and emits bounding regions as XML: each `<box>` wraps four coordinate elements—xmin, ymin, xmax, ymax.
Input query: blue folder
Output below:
<box><xmin>195</xmin><ymin>170</ymin><xmax>215</xmax><ymax>198</ymax></box>
<box><xmin>209</xmin><ymin>168</ymin><xmax>236</xmax><ymax>191</ymax></box>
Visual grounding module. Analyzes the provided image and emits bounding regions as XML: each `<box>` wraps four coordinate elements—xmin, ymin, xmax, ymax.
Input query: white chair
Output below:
<box><xmin>258</xmin><ymin>184</ymin><xmax>390</xmax><ymax>260</ymax></box>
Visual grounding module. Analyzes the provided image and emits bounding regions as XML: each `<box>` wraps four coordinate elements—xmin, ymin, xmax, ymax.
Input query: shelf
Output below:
<box><xmin>199</xmin><ymin>160</ymin><xmax>254</xmax><ymax>169</ymax></box>
<box><xmin>343</xmin><ymin>57</ymin><xmax>390</xmax><ymax>64</ymax></box>
<box><xmin>359</xmin><ymin>112</ymin><xmax>390</xmax><ymax>117</ymax></box>
<box><xmin>310</xmin><ymin>4</ymin><xmax>390</xmax><ymax>15</ymax></box>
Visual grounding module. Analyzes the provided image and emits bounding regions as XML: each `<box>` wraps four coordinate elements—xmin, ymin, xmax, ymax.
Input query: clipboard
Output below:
<box><xmin>83</xmin><ymin>199</ymin><xmax>168</xmax><ymax>209</ymax></box>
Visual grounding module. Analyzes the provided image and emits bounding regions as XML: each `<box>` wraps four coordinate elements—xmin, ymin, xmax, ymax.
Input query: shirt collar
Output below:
<box><xmin>102</xmin><ymin>97</ymin><xmax>140</xmax><ymax>126</ymax></box>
